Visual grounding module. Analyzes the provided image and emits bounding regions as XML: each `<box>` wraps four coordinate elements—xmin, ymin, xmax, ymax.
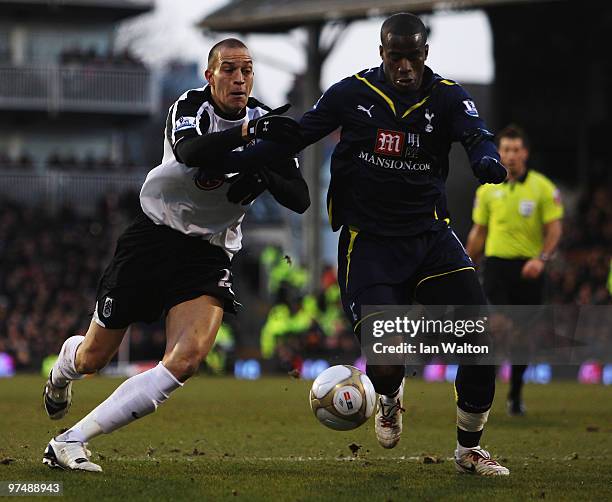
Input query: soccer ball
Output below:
<box><xmin>309</xmin><ymin>365</ymin><xmax>376</xmax><ymax>431</ymax></box>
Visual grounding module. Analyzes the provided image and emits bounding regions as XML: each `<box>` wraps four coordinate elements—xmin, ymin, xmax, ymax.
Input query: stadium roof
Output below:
<box><xmin>0</xmin><ymin>0</ymin><xmax>152</xmax><ymax>21</ymax></box>
<box><xmin>198</xmin><ymin>0</ymin><xmax>539</xmax><ymax>33</ymax></box>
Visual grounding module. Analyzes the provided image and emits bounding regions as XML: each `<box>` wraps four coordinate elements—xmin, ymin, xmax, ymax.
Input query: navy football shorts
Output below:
<box><xmin>337</xmin><ymin>224</ymin><xmax>474</xmax><ymax>325</ymax></box>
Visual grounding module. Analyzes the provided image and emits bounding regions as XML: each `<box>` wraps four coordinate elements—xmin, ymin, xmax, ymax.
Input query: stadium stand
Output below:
<box><xmin>1</xmin><ymin>181</ymin><xmax>610</xmax><ymax>372</ymax></box>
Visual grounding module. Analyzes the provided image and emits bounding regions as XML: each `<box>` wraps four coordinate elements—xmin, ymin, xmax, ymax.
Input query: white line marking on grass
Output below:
<box><xmin>98</xmin><ymin>454</ymin><xmax>611</xmax><ymax>463</ymax></box>
<box><xmin>243</xmin><ymin>456</ymin><xmax>447</xmax><ymax>462</ymax></box>
<box><xmin>106</xmin><ymin>456</ymin><xmax>452</xmax><ymax>462</ymax></box>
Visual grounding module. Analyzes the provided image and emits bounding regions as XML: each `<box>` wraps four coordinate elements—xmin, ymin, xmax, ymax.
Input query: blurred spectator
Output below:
<box><xmin>259</xmin><ymin>248</ymin><xmax>357</xmax><ymax>372</ymax></box>
<box><xmin>43</xmin><ymin>152</ymin><xmax>145</xmax><ymax>172</ymax></box>
<box><xmin>548</xmin><ymin>183</ymin><xmax>612</xmax><ymax>305</ymax></box>
<box><xmin>0</xmin><ymin>151</ymin><xmax>146</xmax><ymax>172</ymax></box>
<box><xmin>0</xmin><ymin>151</ymin><xmax>11</xmax><ymax>167</ymax></box>
<box><xmin>17</xmin><ymin>153</ymin><xmax>34</xmax><ymax>169</ymax></box>
<box><xmin>60</xmin><ymin>46</ymin><xmax>145</xmax><ymax>69</ymax></box>
<box><xmin>0</xmin><ymin>151</ymin><xmax>34</xmax><ymax>170</ymax></box>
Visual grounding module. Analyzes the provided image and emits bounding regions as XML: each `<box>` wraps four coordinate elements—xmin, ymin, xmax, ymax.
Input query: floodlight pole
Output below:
<box><xmin>301</xmin><ymin>23</ymin><xmax>324</xmax><ymax>293</ymax></box>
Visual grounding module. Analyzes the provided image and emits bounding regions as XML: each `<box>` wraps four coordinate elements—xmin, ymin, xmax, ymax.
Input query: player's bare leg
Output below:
<box><xmin>162</xmin><ymin>295</ymin><xmax>224</xmax><ymax>382</ymax></box>
<box><xmin>43</xmin><ymin>295</ymin><xmax>223</xmax><ymax>472</ymax></box>
<box><xmin>43</xmin><ymin>321</ymin><xmax>126</xmax><ymax>471</ymax></box>
<box><xmin>44</xmin><ymin>320</ymin><xmax>126</xmax><ymax>420</ymax></box>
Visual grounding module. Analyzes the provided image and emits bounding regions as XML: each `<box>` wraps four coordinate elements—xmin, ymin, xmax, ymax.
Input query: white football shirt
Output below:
<box><xmin>140</xmin><ymin>86</ymin><xmax>268</xmax><ymax>256</ymax></box>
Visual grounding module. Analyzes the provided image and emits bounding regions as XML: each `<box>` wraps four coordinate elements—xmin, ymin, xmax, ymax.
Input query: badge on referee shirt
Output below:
<box><xmin>518</xmin><ymin>200</ymin><xmax>536</xmax><ymax>217</ymax></box>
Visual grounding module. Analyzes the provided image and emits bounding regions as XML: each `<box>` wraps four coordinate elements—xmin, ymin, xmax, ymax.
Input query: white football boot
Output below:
<box><xmin>375</xmin><ymin>380</ymin><xmax>405</xmax><ymax>449</ymax></box>
<box><xmin>43</xmin><ymin>370</ymin><xmax>72</xmax><ymax>420</ymax></box>
<box><xmin>454</xmin><ymin>446</ymin><xmax>510</xmax><ymax>476</ymax></box>
<box><xmin>42</xmin><ymin>438</ymin><xmax>102</xmax><ymax>472</ymax></box>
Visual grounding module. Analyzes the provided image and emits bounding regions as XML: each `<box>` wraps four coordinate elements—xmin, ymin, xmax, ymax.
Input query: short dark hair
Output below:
<box><xmin>380</xmin><ymin>12</ymin><xmax>428</xmax><ymax>46</ymax></box>
<box><xmin>497</xmin><ymin>124</ymin><xmax>530</xmax><ymax>149</ymax></box>
<box><xmin>207</xmin><ymin>38</ymin><xmax>248</xmax><ymax>68</ymax></box>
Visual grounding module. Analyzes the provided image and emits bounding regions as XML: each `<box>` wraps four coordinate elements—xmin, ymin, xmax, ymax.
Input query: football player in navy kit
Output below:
<box><xmin>220</xmin><ymin>13</ymin><xmax>509</xmax><ymax>475</ymax></box>
<box><xmin>41</xmin><ymin>38</ymin><xmax>308</xmax><ymax>472</ymax></box>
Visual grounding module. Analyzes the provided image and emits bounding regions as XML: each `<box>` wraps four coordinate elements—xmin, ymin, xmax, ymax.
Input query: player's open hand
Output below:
<box><xmin>521</xmin><ymin>258</ymin><xmax>545</xmax><ymax>279</ymax></box>
<box><xmin>474</xmin><ymin>156</ymin><xmax>508</xmax><ymax>184</ymax></box>
<box><xmin>247</xmin><ymin>104</ymin><xmax>302</xmax><ymax>144</ymax></box>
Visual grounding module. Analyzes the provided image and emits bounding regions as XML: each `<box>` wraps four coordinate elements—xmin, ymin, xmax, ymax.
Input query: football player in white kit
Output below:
<box><xmin>41</xmin><ymin>38</ymin><xmax>308</xmax><ymax>472</ymax></box>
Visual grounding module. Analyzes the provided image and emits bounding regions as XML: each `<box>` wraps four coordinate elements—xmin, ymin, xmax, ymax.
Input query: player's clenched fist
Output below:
<box><xmin>473</xmin><ymin>156</ymin><xmax>508</xmax><ymax>185</ymax></box>
<box><xmin>245</xmin><ymin>104</ymin><xmax>302</xmax><ymax>143</ymax></box>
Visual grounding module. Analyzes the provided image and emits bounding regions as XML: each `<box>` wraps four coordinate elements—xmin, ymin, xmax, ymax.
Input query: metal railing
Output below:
<box><xmin>0</xmin><ymin>64</ymin><xmax>158</xmax><ymax>114</ymax></box>
<box><xmin>0</xmin><ymin>169</ymin><xmax>145</xmax><ymax>214</ymax></box>
<box><xmin>0</xmin><ymin>169</ymin><xmax>286</xmax><ymax>223</ymax></box>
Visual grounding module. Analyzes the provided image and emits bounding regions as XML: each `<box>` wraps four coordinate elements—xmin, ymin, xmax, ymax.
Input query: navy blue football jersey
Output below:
<box><xmin>299</xmin><ymin>65</ymin><xmax>492</xmax><ymax>236</ymax></box>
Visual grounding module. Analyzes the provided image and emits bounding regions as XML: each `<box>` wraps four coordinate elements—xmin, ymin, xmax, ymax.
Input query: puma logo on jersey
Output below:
<box><xmin>357</xmin><ymin>105</ymin><xmax>374</xmax><ymax>118</ymax></box>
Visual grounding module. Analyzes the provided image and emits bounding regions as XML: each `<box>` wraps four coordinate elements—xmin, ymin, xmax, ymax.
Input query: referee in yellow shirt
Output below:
<box><xmin>466</xmin><ymin>125</ymin><xmax>563</xmax><ymax>416</ymax></box>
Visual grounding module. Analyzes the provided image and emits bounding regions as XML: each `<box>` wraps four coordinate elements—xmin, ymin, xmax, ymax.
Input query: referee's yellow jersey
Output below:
<box><xmin>472</xmin><ymin>170</ymin><xmax>563</xmax><ymax>259</ymax></box>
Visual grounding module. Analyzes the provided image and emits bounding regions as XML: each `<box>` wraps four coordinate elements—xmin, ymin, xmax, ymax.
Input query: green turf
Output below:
<box><xmin>0</xmin><ymin>375</ymin><xmax>611</xmax><ymax>501</ymax></box>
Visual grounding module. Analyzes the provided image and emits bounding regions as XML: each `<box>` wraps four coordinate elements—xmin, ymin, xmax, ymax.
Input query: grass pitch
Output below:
<box><xmin>0</xmin><ymin>375</ymin><xmax>611</xmax><ymax>501</ymax></box>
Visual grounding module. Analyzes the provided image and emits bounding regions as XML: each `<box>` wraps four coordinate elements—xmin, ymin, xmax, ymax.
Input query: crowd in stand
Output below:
<box><xmin>0</xmin><ymin>194</ymin><xmax>137</xmax><ymax>370</ymax></box>
<box><xmin>59</xmin><ymin>47</ymin><xmax>145</xmax><ymax>69</ymax></box>
<box><xmin>548</xmin><ymin>184</ymin><xmax>612</xmax><ymax>305</ymax></box>
<box><xmin>45</xmin><ymin>152</ymin><xmax>139</xmax><ymax>173</ymax></box>
<box><xmin>254</xmin><ymin>185</ymin><xmax>612</xmax><ymax>371</ymax></box>
<box><xmin>0</xmin><ymin>152</ymin><xmax>34</xmax><ymax>169</ymax></box>
<box><xmin>0</xmin><ymin>183</ymin><xmax>610</xmax><ymax>372</ymax></box>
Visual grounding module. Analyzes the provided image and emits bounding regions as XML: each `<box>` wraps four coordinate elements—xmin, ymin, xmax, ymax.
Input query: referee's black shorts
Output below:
<box><xmin>483</xmin><ymin>257</ymin><xmax>544</xmax><ymax>305</ymax></box>
<box><xmin>93</xmin><ymin>207</ymin><xmax>237</xmax><ymax>329</ymax></box>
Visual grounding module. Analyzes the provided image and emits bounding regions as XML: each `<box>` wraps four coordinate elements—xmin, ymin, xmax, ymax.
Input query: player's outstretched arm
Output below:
<box><xmin>220</xmin><ymin>139</ymin><xmax>303</xmax><ymax>174</ymax></box>
<box><xmin>447</xmin><ymin>85</ymin><xmax>507</xmax><ymax>185</ymax></box>
<box><xmin>176</xmin><ymin>104</ymin><xmax>301</xmax><ymax>169</ymax></box>
<box><xmin>462</xmin><ymin>129</ymin><xmax>508</xmax><ymax>185</ymax></box>
<box><xmin>176</xmin><ymin>127</ymin><xmax>246</xmax><ymax>167</ymax></box>
<box><xmin>260</xmin><ymin>158</ymin><xmax>310</xmax><ymax>213</ymax></box>
<box><xmin>226</xmin><ymin>157</ymin><xmax>310</xmax><ymax>214</ymax></box>
<box><xmin>219</xmin><ymin>80</ymin><xmax>346</xmax><ymax>172</ymax></box>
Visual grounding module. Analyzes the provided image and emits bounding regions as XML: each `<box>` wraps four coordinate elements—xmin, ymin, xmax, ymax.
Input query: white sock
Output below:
<box><xmin>457</xmin><ymin>442</ymin><xmax>480</xmax><ymax>456</ymax></box>
<box><xmin>51</xmin><ymin>335</ymin><xmax>86</xmax><ymax>387</ymax></box>
<box><xmin>382</xmin><ymin>380</ymin><xmax>404</xmax><ymax>402</ymax></box>
<box><xmin>57</xmin><ymin>362</ymin><xmax>182</xmax><ymax>443</ymax></box>
<box><xmin>382</xmin><ymin>393</ymin><xmax>398</xmax><ymax>403</ymax></box>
